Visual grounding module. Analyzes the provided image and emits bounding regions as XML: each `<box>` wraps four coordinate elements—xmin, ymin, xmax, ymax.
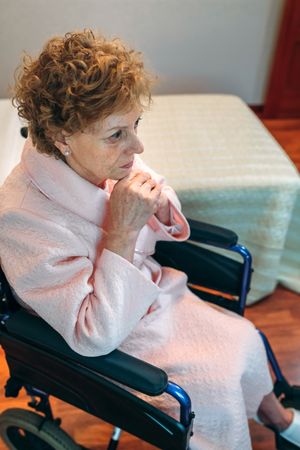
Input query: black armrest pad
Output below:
<box><xmin>187</xmin><ymin>218</ymin><xmax>238</xmax><ymax>248</ymax></box>
<box><xmin>4</xmin><ymin>309</ymin><xmax>168</xmax><ymax>396</ymax></box>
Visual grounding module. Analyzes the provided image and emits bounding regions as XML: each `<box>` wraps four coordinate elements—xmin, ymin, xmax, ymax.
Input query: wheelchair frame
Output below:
<box><xmin>0</xmin><ymin>219</ymin><xmax>299</xmax><ymax>450</ymax></box>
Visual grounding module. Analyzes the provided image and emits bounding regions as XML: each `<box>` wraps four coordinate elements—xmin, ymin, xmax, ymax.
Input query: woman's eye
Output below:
<box><xmin>109</xmin><ymin>130</ymin><xmax>122</xmax><ymax>142</ymax></box>
<box><xmin>134</xmin><ymin>117</ymin><xmax>142</xmax><ymax>130</ymax></box>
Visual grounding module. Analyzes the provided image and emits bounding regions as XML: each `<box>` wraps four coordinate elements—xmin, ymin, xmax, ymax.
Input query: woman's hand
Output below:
<box><xmin>108</xmin><ymin>171</ymin><xmax>163</xmax><ymax>233</ymax></box>
<box><xmin>103</xmin><ymin>171</ymin><xmax>164</xmax><ymax>261</ymax></box>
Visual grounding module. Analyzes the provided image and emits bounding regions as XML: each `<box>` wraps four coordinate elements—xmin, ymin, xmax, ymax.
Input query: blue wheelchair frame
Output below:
<box><xmin>0</xmin><ymin>218</ymin><xmax>299</xmax><ymax>450</ymax></box>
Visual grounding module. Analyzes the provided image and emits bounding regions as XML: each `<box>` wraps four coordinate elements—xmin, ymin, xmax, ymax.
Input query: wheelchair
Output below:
<box><xmin>0</xmin><ymin>215</ymin><xmax>300</xmax><ymax>450</ymax></box>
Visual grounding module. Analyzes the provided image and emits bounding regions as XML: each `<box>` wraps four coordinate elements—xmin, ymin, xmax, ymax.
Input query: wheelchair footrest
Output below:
<box><xmin>275</xmin><ymin>384</ymin><xmax>300</xmax><ymax>450</ymax></box>
<box><xmin>281</xmin><ymin>386</ymin><xmax>300</xmax><ymax>411</ymax></box>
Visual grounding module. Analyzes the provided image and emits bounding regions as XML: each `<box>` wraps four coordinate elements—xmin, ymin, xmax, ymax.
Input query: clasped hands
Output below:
<box><xmin>107</xmin><ymin>170</ymin><xmax>170</xmax><ymax>237</ymax></box>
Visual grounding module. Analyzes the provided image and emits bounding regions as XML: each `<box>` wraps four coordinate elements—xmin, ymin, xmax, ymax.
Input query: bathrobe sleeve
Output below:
<box><xmin>0</xmin><ymin>208</ymin><xmax>160</xmax><ymax>356</ymax></box>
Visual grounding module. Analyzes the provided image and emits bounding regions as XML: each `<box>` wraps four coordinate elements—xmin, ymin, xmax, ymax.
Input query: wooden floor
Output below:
<box><xmin>0</xmin><ymin>118</ymin><xmax>299</xmax><ymax>450</ymax></box>
<box><xmin>262</xmin><ymin>118</ymin><xmax>300</xmax><ymax>171</ymax></box>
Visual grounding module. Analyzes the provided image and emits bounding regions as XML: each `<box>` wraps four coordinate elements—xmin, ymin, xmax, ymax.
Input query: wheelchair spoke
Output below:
<box><xmin>7</xmin><ymin>425</ymin><xmax>55</xmax><ymax>450</ymax></box>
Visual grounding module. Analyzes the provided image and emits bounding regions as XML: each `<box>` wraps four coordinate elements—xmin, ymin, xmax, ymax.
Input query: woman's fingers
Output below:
<box><xmin>131</xmin><ymin>173</ymin><xmax>162</xmax><ymax>203</ymax></box>
<box><xmin>117</xmin><ymin>170</ymin><xmax>158</xmax><ymax>191</ymax></box>
<box><xmin>139</xmin><ymin>178</ymin><xmax>157</xmax><ymax>192</ymax></box>
<box><xmin>109</xmin><ymin>170</ymin><xmax>164</xmax><ymax>232</ymax></box>
<box><xmin>135</xmin><ymin>177</ymin><xmax>163</xmax><ymax>213</ymax></box>
<box><xmin>130</xmin><ymin>172</ymin><xmax>152</xmax><ymax>189</ymax></box>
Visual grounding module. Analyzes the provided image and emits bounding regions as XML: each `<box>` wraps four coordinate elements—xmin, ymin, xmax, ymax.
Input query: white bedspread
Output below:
<box><xmin>1</xmin><ymin>95</ymin><xmax>299</xmax><ymax>303</ymax></box>
<box><xmin>139</xmin><ymin>95</ymin><xmax>300</xmax><ymax>303</ymax></box>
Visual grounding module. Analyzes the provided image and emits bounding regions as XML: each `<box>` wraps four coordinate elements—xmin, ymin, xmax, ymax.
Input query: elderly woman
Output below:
<box><xmin>0</xmin><ymin>30</ymin><xmax>299</xmax><ymax>450</ymax></box>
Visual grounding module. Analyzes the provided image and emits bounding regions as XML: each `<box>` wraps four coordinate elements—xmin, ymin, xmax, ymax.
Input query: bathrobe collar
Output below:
<box><xmin>21</xmin><ymin>139</ymin><xmax>112</xmax><ymax>226</ymax></box>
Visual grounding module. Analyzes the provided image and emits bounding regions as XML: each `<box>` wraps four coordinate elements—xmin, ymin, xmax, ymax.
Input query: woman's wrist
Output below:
<box><xmin>104</xmin><ymin>229</ymin><xmax>138</xmax><ymax>263</ymax></box>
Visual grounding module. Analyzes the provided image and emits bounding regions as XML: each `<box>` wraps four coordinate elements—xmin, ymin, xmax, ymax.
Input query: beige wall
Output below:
<box><xmin>0</xmin><ymin>0</ymin><xmax>284</xmax><ymax>102</ymax></box>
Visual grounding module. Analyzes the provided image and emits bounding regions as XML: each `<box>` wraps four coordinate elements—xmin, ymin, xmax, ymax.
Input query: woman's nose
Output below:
<box><xmin>126</xmin><ymin>134</ymin><xmax>144</xmax><ymax>155</ymax></box>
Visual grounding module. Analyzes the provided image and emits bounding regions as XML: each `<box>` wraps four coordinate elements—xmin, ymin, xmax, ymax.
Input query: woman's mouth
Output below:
<box><xmin>120</xmin><ymin>161</ymin><xmax>134</xmax><ymax>169</ymax></box>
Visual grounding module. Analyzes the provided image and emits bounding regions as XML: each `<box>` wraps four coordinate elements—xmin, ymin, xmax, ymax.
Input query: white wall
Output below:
<box><xmin>0</xmin><ymin>0</ymin><xmax>284</xmax><ymax>103</ymax></box>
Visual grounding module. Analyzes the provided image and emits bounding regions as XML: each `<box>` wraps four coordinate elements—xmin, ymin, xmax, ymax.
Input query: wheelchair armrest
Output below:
<box><xmin>3</xmin><ymin>309</ymin><xmax>168</xmax><ymax>396</ymax></box>
<box><xmin>187</xmin><ymin>218</ymin><xmax>238</xmax><ymax>248</ymax></box>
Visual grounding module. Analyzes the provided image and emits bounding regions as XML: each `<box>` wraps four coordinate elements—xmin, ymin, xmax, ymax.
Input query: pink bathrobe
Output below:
<box><xmin>0</xmin><ymin>139</ymin><xmax>272</xmax><ymax>450</ymax></box>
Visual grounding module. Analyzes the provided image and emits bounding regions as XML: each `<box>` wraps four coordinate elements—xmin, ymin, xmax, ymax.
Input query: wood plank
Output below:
<box><xmin>262</xmin><ymin>119</ymin><xmax>300</xmax><ymax>171</ymax></box>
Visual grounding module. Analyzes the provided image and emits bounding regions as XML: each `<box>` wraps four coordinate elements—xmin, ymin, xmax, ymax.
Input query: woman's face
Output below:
<box><xmin>56</xmin><ymin>106</ymin><xmax>144</xmax><ymax>186</ymax></box>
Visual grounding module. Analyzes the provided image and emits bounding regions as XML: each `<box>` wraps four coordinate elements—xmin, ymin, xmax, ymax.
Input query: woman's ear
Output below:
<box><xmin>54</xmin><ymin>131</ymin><xmax>71</xmax><ymax>157</ymax></box>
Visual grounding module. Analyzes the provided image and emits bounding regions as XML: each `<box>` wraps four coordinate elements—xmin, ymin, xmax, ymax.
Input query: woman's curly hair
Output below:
<box><xmin>13</xmin><ymin>29</ymin><xmax>154</xmax><ymax>159</ymax></box>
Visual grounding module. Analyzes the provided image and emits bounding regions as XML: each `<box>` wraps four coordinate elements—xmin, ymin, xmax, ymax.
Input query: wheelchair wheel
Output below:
<box><xmin>0</xmin><ymin>408</ymin><xmax>82</xmax><ymax>450</ymax></box>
